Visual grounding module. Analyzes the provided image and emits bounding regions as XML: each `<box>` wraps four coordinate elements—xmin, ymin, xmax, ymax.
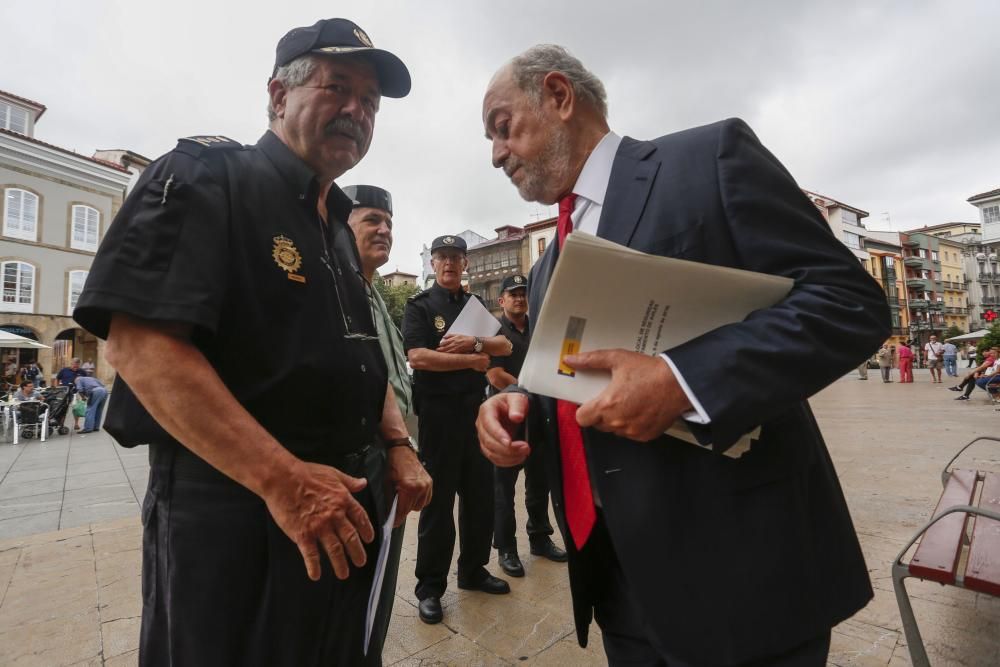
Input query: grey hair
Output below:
<box><xmin>508</xmin><ymin>45</ymin><xmax>608</xmax><ymax>119</ymax></box>
<box><xmin>267</xmin><ymin>55</ymin><xmax>319</xmax><ymax>122</ymax></box>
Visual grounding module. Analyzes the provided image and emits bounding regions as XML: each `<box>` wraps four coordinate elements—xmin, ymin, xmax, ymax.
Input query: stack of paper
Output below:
<box><xmin>520</xmin><ymin>232</ymin><xmax>793</xmax><ymax>458</ymax></box>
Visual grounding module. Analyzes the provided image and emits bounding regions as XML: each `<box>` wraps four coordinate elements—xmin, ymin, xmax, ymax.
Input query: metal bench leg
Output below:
<box><xmin>892</xmin><ymin>562</ymin><xmax>930</xmax><ymax>667</ymax></box>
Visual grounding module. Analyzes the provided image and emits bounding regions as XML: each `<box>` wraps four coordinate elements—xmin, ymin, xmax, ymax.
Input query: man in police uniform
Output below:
<box><xmin>402</xmin><ymin>235</ymin><xmax>513</xmax><ymax>624</ymax></box>
<box><xmin>343</xmin><ymin>183</ymin><xmax>414</xmax><ymax>658</ymax></box>
<box><xmin>73</xmin><ymin>19</ymin><xmax>431</xmax><ymax>666</ymax></box>
<box><xmin>487</xmin><ymin>274</ymin><xmax>567</xmax><ymax>577</ymax></box>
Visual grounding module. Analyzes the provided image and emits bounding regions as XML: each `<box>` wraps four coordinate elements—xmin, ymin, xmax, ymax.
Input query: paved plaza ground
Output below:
<box><xmin>1</xmin><ymin>367</ymin><xmax>999</xmax><ymax>665</ymax></box>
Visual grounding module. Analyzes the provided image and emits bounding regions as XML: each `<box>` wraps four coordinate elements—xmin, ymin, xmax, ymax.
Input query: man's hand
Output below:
<box><xmin>263</xmin><ymin>460</ymin><xmax>376</xmax><ymax>582</ymax></box>
<box><xmin>566</xmin><ymin>349</ymin><xmax>693</xmax><ymax>442</ymax></box>
<box><xmin>477</xmin><ymin>393</ymin><xmax>532</xmax><ymax>466</ymax></box>
<box><xmin>438</xmin><ymin>334</ymin><xmax>474</xmax><ymax>353</ymax></box>
<box><xmin>386</xmin><ymin>446</ymin><xmax>432</xmax><ymax>528</ymax></box>
<box><xmin>469</xmin><ymin>352</ymin><xmax>491</xmax><ymax>373</ymax></box>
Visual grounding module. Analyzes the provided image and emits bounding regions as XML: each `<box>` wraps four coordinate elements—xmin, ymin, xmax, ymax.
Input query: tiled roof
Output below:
<box><xmin>967</xmin><ymin>188</ymin><xmax>1000</xmax><ymax>203</ymax></box>
<box><xmin>0</xmin><ymin>128</ymin><xmax>129</xmax><ymax>173</ymax></box>
<box><xmin>0</xmin><ymin>90</ymin><xmax>46</xmax><ymax>119</ymax></box>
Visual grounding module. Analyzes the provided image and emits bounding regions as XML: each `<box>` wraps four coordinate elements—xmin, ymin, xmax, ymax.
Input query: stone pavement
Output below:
<box><xmin>1</xmin><ymin>368</ymin><xmax>999</xmax><ymax>665</ymax></box>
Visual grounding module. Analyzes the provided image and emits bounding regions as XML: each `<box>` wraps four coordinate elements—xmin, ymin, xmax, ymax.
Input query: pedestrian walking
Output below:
<box><xmin>942</xmin><ymin>340</ymin><xmax>958</xmax><ymax>377</ymax></box>
<box><xmin>967</xmin><ymin>343</ymin><xmax>978</xmax><ymax>367</ymax></box>
<box><xmin>898</xmin><ymin>343</ymin><xmax>914</xmax><ymax>383</ymax></box>
<box><xmin>876</xmin><ymin>344</ymin><xmax>893</xmax><ymax>382</ymax></box>
<box><xmin>924</xmin><ymin>336</ymin><xmax>944</xmax><ymax>383</ymax></box>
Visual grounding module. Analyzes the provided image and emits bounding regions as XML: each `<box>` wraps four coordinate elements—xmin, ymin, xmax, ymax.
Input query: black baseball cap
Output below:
<box><xmin>500</xmin><ymin>274</ymin><xmax>528</xmax><ymax>293</ymax></box>
<box><xmin>430</xmin><ymin>235</ymin><xmax>467</xmax><ymax>253</ymax></box>
<box><xmin>342</xmin><ymin>185</ymin><xmax>392</xmax><ymax>215</ymax></box>
<box><xmin>273</xmin><ymin>19</ymin><xmax>411</xmax><ymax>98</ymax></box>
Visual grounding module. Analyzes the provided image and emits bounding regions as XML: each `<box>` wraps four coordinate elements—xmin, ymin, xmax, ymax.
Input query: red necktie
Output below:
<box><xmin>556</xmin><ymin>193</ymin><xmax>596</xmax><ymax>550</ymax></box>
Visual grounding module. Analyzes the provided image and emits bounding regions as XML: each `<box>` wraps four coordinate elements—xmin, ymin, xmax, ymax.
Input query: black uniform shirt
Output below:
<box><xmin>74</xmin><ymin>131</ymin><xmax>388</xmax><ymax>462</ymax></box>
<box><xmin>488</xmin><ymin>314</ymin><xmax>530</xmax><ymax>378</ymax></box>
<box><xmin>402</xmin><ymin>282</ymin><xmax>487</xmax><ymax>396</ymax></box>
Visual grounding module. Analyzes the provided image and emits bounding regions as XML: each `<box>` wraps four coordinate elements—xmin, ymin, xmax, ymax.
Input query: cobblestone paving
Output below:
<box><xmin>1</xmin><ymin>368</ymin><xmax>998</xmax><ymax>665</ymax></box>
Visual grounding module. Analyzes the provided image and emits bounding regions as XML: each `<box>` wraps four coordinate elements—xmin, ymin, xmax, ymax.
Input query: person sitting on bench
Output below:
<box><xmin>952</xmin><ymin>346</ymin><xmax>999</xmax><ymax>400</ymax></box>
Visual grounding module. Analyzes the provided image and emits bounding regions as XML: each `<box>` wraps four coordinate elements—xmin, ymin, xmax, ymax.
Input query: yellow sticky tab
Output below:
<box><xmin>557</xmin><ymin>316</ymin><xmax>587</xmax><ymax>377</ymax></box>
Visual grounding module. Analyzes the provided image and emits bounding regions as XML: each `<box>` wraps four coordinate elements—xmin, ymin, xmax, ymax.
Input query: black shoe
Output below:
<box><xmin>418</xmin><ymin>597</ymin><xmax>443</xmax><ymax>624</ymax></box>
<box><xmin>498</xmin><ymin>550</ymin><xmax>524</xmax><ymax>577</ymax></box>
<box><xmin>457</xmin><ymin>574</ymin><xmax>510</xmax><ymax>594</ymax></box>
<box><xmin>955</xmin><ymin>395</ymin><xmax>969</xmax><ymax>401</ymax></box>
<box><xmin>530</xmin><ymin>538</ymin><xmax>569</xmax><ymax>563</ymax></box>
<box><xmin>948</xmin><ymin>386</ymin><xmax>961</xmax><ymax>391</ymax></box>
<box><xmin>78</xmin><ymin>429</ymin><xmax>94</xmax><ymax>434</ymax></box>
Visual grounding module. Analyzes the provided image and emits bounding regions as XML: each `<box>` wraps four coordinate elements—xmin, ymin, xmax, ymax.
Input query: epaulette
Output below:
<box><xmin>407</xmin><ymin>290</ymin><xmax>430</xmax><ymax>302</ymax></box>
<box><xmin>175</xmin><ymin>135</ymin><xmax>243</xmax><ymax>157</ymax></box>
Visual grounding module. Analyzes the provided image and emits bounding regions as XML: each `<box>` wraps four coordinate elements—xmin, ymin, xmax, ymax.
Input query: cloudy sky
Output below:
<box><xmin>4</xmin><ymin>0</ymin><xmax>998</xmax><ymax>275</ymax></box>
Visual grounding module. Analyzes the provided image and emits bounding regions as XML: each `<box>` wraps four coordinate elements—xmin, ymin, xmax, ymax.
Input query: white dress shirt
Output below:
<box><xmin>567</xmin><ymin>131</ymin><xmax>711</xmax><ymax>425</ymax></box>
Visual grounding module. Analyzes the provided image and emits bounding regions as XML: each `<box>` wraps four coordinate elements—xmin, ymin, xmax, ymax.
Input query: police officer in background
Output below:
<box><xmin>73</xmin><ymin>18</ymin><xmax>430</xmax><ymax>666</ymax></box>
<box><xmin>402</xmin><ymin>235</ymin><xmax>513</xmax><ymax>624</ymax></box>
<box><xmin>488</xmin><ymin>275</ymin><xmax>567</xmax><ymax>577</ymax></box>
<box><xmin>343</xmin><ymin>183</ymin><xmax>420</xmax><ymax>658</ymax></box>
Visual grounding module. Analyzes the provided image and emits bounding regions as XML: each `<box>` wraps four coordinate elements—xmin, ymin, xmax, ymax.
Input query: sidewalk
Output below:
<box><xmin>1</xmin><ymin>369</ymin><xmax>999</xmax><ymax>665</ymax></box>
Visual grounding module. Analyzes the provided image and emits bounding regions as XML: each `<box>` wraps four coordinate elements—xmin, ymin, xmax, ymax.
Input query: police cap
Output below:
<box><xmin>273</xmin><ymin>19</ymin><xmax>411</xmax><ymax>98</ymax></box>
<box><xmin>430</xmin><ymin>235</ymin><xmax>467</xmax><ymax>254</ymax></box>
<box><xmin>342</xmin><ymin>185</ymin><xmax>392</xmax><ymax>216</ymax></box>
<box><xmin>500</xmin><ymin>274</ymin><xmax>528</xmax><ymax>293</ymax></box>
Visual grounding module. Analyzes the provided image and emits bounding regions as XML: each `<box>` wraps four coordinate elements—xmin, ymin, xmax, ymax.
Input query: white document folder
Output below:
<box><xmin>520</xmin><ymin>232</ymin><xmax>793</xmax><ymax>457</ymax></box>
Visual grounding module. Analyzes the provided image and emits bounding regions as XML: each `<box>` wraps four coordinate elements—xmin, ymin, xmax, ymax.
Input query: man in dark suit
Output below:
<box><xmin>477</xmin><ymin>45</ymin><xmax>890</xmax><ymax>666</ymax></box>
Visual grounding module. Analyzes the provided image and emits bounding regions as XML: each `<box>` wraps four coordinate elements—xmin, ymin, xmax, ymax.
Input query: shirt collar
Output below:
<box><xmin>432</xmin><ymin>280</ymin><xmax>465</xmax><ymax>302</ymax></box>
<box><xmin>500</xmin><ymin>313</ymin><xmax>529</xmax><ymax>335</ymax></box>
<box><xmin>255</xmin><ymin>130</ymin><xmax>353</xmax><ymax>222</ymax></box>
<box><xmin>571</xmin><ymin>131</ymin><xmax>622</xmax><ymax>206</ymax></box>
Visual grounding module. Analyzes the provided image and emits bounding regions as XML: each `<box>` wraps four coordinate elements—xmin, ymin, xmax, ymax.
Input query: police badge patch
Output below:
<box><xmin>434</xmin><ymin>315</ymin><xmax>446</xmax><ymax>332</ymax></box>
<box><xmin>272</xmin><ymin>235</ymin><xmax>305</xmax><ymax>283</ymax></box>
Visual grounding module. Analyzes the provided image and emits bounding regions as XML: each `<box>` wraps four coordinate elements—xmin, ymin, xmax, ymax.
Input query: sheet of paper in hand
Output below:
<box><xmin>444</xmin><ymin>294</ymin><xmax>502</xmax><ymax>337</ymax></box>
<box><xmin>520</xmin><ymin>232</ymin><xmax>793</xmax><ymax>458</ymax></box>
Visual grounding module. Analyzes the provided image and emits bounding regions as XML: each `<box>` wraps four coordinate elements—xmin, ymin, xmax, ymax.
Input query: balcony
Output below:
<box><xmin>903</xmin><ymin>239</ymin><xmax>921</xmax><ymax>247</ymax></box>
<box><xmin>929</xmin><ymin>302</ymin><xmax>944</xmax><ymax>311</ymax></box>
<box><xmin>906</xmin><ymin>278</ymin><xmax>931</xmax><ymax>289</ymax></box>
<box><xmin>908</xmin><ymin>299</ymin><xmax>930</xmax><ymax>309</ymax></box>
<box><xmin>903</xmin><ymin>257</ymin><xmax>925</xmax><ymax>268</ymax></box>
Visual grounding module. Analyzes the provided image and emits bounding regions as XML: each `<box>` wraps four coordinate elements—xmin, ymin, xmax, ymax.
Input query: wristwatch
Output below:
<box><xmin>385</xmin><ymin>436</ymin><xmax>417</xmax><ymax>452</ymax></box>
<box><xmin>473</xmin><ymin>337</ymin><xmax>484</xmax><ymax>353</ymax></box>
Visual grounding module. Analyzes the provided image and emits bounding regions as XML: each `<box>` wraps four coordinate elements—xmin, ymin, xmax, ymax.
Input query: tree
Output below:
<box><xmin>375</xmin><ymin>279</ymin><xmax>421</xmax><ymax>330</ymax></box>
<box><xmin>943</xmin><ymin>324</ymin><xmax>966</xmax><ymax>341</ymax></box>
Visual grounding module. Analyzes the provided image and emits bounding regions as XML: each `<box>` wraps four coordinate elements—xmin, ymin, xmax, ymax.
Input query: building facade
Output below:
<box><xmin>968</xmin><ymin>187</ymin><xmax>1000</xmax><ymax>244</ymax></box>
<box><xmin>1</xmin><ymin>90</ymin><xmax>134</xmax><ymax>385</ymax></box>
<box><xmin>860</xmin><ymin>231</ymin><xmax>909</xmax><ymax>347</ymax></box>
<box><xmin>380</xmin><ymin>270</ymin><xmax>419</xmax><ymax>288</ymax></box>
<box><xmin>524</xmin><ymin>216</ymin><xmax>557</xmax><ymax>266</ymax></box>
<box><xmin>466</xmin><ymin>225</ymin><xmax>530</xmax><ymax>315</ymax></box>
<box><xmin>804</xmin><ymin>190</ymin><xmax>870</xmax><ymax>263</ymax></box>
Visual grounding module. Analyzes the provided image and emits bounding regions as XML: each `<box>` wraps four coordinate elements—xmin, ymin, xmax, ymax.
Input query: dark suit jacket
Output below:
<box><xmin>526</xmin><ymin>118</ymin><xmax>887</xmax><ymax>665</ymax></box>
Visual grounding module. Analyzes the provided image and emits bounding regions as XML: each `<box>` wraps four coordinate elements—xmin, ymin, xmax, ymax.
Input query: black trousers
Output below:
<box><xmin>492</xmin><ymin>439</ymin><xmax>554</xmax><ymax>551</ymax></box>
<box><xmin>139</xmin><ymin>446</ymin><xmax>388</xmax><ymax>667</ymax></box>
<box><xmin>414</xmin><ymin>392</ymin><xmax>494</xmax><ymax>600</ymax></box>
<box><xmin>581</xmin><ymin>513</ymin><xmax>831</xmax><ymax>667</ymax></box>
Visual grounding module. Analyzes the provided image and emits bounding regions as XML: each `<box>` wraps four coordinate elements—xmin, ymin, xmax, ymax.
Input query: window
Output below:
<box><xmin>537</xmin><ymin>237</ymin><xmax>546</xmax><ymax>254</ymax></box>
<box><xmin>71</xmin><ymin>205</ymin><xmax>100</xmax><ymax>251</ymax></box>
<box><xmin>883</xmin><ymin>256</ymin><xmax>895</xmax><ymax>268</ymax></box>
<box><xmin>1</xmin><ymin>261</ymin><xmax>35</xmax><ymax>313</ymax></box>
<box><xmin>67</xmin><ymin>270</ymin><xmax>88</xmax><ymax>315</ymax></box>
<box><xmin>842</xmin><ymin>231</ymin><xmax>861</xmax><ymax>249</ymax></box>
<box><xmin>841</xmin><ymin>210</ymin><xmax>858</xmax><ymax>226</ymax></box>
<box><xmin>984</xmin><ymin>205</ymin><xmax>1000</xmax><ymax>224</ymax></box>
<box><xmin>0</xmin><ymin>101</ymin><xmax>29</xmax><ymax>134</ymax></box>
<box><xmin>931</xmin><ymin>250</ymin><xmax>938</xmax><ymax>261</ymax></box>
<box><xmin>3</xmin><ymin>188</ymin><xmax>39</xmax><ymax>241</ymax></box>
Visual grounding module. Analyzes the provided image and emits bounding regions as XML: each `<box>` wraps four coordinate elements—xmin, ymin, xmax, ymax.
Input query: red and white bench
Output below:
<box><xmin>893</xmin><ymin>435</ymin><xmax>1000</xmax><ymax>666</ymax></box>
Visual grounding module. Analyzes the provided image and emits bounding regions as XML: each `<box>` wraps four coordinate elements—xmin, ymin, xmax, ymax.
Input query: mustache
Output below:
<box><xmin>503</xmin><ymin>157</ymin><xmax>523</xmax><ymax>178</ymax></box>
<box><xmin>324</xmin><ymin>117</ymin><xmax>365</xmax><ymax>145</ymax></box>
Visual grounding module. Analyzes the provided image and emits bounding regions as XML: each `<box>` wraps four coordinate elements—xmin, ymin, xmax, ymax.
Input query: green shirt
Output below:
<box><xmin>372</xmin><ymin>287</ymin><xmax>413</xmax><ymax>418</ymax></box>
